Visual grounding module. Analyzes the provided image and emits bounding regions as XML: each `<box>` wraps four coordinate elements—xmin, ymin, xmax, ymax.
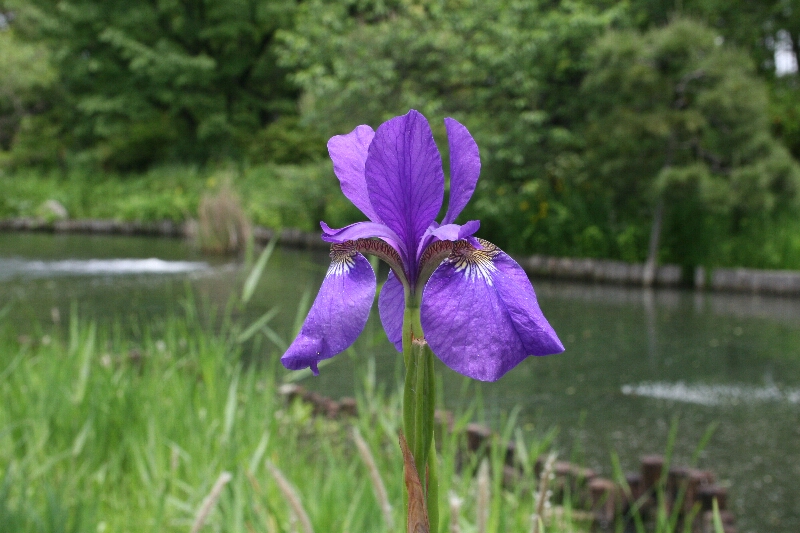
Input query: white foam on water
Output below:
<box><xmin>0</xmin><ymin>258</ymin><xmax>210</xmax><ymax>278</ymax></box>
<box><xmin>621</xmin><ymin>381</ymin><xmax>800</xmax><ymax>406</ymax></box>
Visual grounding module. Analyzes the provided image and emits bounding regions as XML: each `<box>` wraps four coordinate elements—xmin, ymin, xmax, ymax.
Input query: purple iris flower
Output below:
<box><xmin>281</xmin><ymin>110</ymin><xmax>564</xmax><ymax>381</ymax></box>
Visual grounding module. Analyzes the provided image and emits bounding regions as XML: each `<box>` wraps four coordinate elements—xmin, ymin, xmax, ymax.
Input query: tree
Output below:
<box><xmin>626</xmin><ymin>1</ymin><xmax>799</xmax><ymax>75</ymax></box>
<box><xmin>5</xmin><ymin>0</ymin><xmax>299</xmax><ymax>169</ymax></box>
<box><xmin>0</xmin><ymin>27</ymin><xmax>55</xmax><ymax>157</ymax></box>
<box><xmin>581</xmin><ymin>18</ymin><xmax>800</xmax><ymax>277</ymax></box>
<box><xmin>625</xmin><ymin>0</ymin><xmax>800</xmax><ymax>159</ymax></box>
<box><xmin>278</xmin><ymin>0</ymin><xmax>623</xmax><ymax>254</ymax></box>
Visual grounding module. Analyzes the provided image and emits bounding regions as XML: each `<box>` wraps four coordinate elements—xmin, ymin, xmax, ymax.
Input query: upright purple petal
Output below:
<box><xmin>281</xmin><ymin>248</ymin><xmax>376</xmax><ymax>374</ymax></box>
<box><xmin>442</xmin><ymin>118</ymin><xmax>481</xmax><ymax>225</ymax></box>
<box><xmin>365</xmin><ymin>110</ymin><xmax>444</xmax><ymax>268</ymax></box>
<box><xmin>417</xmin><ymin>220</ymin><xmax>481</xmax><ymax>261</ymax></box>
<box><xmin>378</xmin><ymin>270</ymin><xmax>405</xmax><ymax>351</ymax></box>
<box><xmin>328</xmin><ymin>125</ymin><xmax>380</xmax><ymax>222</ymax></box>
<box><xmin>425</xmin><ymin>220</ymin><xmax>481</xmax><ymax>242</ymax></box>
<box><xmin>420</xmin><ymin>240</ymin><xmax>563</xmax><ymax>381</ymax></box>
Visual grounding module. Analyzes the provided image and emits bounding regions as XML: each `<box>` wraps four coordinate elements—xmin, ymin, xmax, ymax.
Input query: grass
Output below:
<box><xmin>0</xmin><ymin>291</ymin><xmax>589</xmax><ymax>533</ymax></box>
<box><xmin>0</xmin><ymin>311</ymin><xmax>732</xmax><ymax>533</ymax></box>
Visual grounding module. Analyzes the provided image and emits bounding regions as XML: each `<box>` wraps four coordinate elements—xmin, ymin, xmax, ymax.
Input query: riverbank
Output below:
<box><xmin>4</xmin><ymin>216</ymin><xmax>800</xmax><ymax>297</ymax></box>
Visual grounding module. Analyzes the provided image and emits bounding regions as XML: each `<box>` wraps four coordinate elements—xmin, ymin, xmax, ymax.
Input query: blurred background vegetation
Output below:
<box><xmin>1</xmin><ymin>0</ymin><xmax>800</xmax><ymax>270</ymax></box>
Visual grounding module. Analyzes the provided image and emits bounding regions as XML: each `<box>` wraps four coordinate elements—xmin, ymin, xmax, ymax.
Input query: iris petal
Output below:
<box><xmin>281</xmin><ymin>250</ymin><xmax>376</xmax><ymax>374</ymax></box>
<box><xmin>327</xmin><ymin>125</ymin><xmax>380</xmax><ymax>222</ymax></box>
<box><xmin>365</xmin><ymin>110</ymin><xmax>444</xmax><ymax>267</ymax></box>
<box><xmin>378</xmin><ymin>270</ymin><xmax>405</xmax><ymax>351</ymax></box>
<box><xmin>320</xmin><ymin>221</ymin><xmax>405</xmax><ymax>260</ymax></box>
<box><xmin>420</xmin><ymin>241</ymin><xmax>563</xmax><ymax>381</ymax></box>
<box><xmin>442</xmin><ymin>118</ymin><xmax>481</xmax><ymax>225</ymax></box>
<box><xmin>425</xmin><ymin>220</ymin><xmax>481</xmax><ymax>241</ymax></box>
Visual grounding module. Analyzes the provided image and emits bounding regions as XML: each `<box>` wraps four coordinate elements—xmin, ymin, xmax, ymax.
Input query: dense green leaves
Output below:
<box><xmin>626</xmin><ymin>0</ymin><xmax>800</xmax><ymax>160</ymax></box>
<box><xmin>5</xmin><ymin>0</ymin><xmax>302</xmax><ymax>168</ymax></box>
<box><xmin>581</xmin><ymin>19</ymin><xmax>800</xmax><ymax>266</ymax></box>
<box><xmin>0</xmin><ymin>29</ymin><xmax>55</xmax><ymax>154</ymax></box>
<box><xmin>278</xmin><ymin>0</ymin><xmax>623</xmax><ymax>254</ymax></box>
<box><xmin>279</xmin><ymin>1</ymin><xmax>800</xmax><ymax>266</ymax></box>
<box><xmin>1</xmin><ymin>0</ymin><xmax>799</xmax><ymax>268</ymax></box>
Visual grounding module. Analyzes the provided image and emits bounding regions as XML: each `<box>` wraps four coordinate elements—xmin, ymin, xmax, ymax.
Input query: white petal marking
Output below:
<box><xmin>327</xmin><ymin>242</ymin><xmax>358</xmax><ymax>277</ymax></box>
<box><xmin>446</xmin><ymin>239</ymin><xmax>499</xmax><ymax>286</ymax></box>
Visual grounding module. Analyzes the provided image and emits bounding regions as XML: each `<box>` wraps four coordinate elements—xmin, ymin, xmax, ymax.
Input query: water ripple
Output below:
<box><xmin>0</xmin><ymin>258</ymin><xmax>210</xmax><ymax>278</ymax></box>
<box><xmin>621</xmin><ymin>381</ymin><xmax>800</xmax><ymax>406</ymax></box>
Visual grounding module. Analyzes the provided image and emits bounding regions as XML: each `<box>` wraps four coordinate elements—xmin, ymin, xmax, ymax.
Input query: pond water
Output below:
<box><xmin>1</xmin><ymin>232</ymin><xmax>799</xmax><ymax>532</ymax></box>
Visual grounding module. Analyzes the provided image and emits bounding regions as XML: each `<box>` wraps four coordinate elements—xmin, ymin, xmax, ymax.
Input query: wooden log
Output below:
<box><xmin>641</xmin><ymin>455</ymin><xmax>664</xmax><ymax>492</ymax></box>
<box><xmin>700</xmin><ymin>509</ymin><xmax>736</xmax><ymax>533</ymax></box>
<box><xmin>550</xmin><ymin>461</ymin><xmax>596</xmax><ymax>505</ymax></box>
<box><xmin>465</xmin><ymin>423</ymin><xmax>493</xmax><ymax>453</ymax></box>
<box><xmin>588</xmin><ymin>477</ymin><xmax>618</xmax><ymax>527</ymax></box>
<box><xmin>624</xmin><ymin>472</ymin><xmax>644</xmax><ymax>507</ymax></box>
<box><xmin>684</xmin><ymin>469</ymin><xmax>715</xmax><ymax>514</ymax></box>
<box><xmin>338</xmin><ymin>397</ymin><xmax>358</xmax><ymax>417</ymax></box>
<box><xmin>434</xmin><ymin>409</ymin><xmax>454</xmax><ymax>431</ymax></box>
<box><xmin>278</xmin><ymin>383</ymin><xmax>306</xmax><ymax>403</ymax></box>
<box><xmin>697</xmin><ymin>485</ymin><xmax>727</xmax><ymax>511</ymax></box>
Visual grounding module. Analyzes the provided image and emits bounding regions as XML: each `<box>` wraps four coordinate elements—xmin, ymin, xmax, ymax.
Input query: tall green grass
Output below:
<box><xmin>0</xmin><ymin>299</ymin><xmax>588</xmax><ymax>533</ymax></box>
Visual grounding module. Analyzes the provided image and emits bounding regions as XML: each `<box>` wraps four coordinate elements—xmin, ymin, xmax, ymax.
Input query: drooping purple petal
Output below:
<box><xmin>320</xmin><ymin>221</ymin><xmax>405</xmax><ymax>259</ymax></box>
<box><xmin>442</xmin><ymin>118</ymin><xmax>480</xmax><ymax>225</ymax></box>
<box><xmin>365</xmin><ymin>110</ymin><xmax>444</xmax><ymax>268</ymax></box>
<box><xmin>378</xmin><ymin>270</ymin><xmax>405</xmax><ymax>351</ymax></box>
<box><xmin>420</xmin><ymin>240</ymin><xmax>563</xmax><ymax>381</ymax></box>
<box><xmin>328</xmin><ymin>125</ymin><xmax>380</xmax><ymax>222</ymax></box>
<box><xmin>281</xmin><ymin>250</ymin><xmax>376</xmax><ymax>374</ymax></box>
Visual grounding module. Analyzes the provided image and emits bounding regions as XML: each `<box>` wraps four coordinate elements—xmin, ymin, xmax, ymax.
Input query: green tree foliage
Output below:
<box><xmin>278</xmin><ymin>0</ymin><xmax>624</xmax><ymax>254</ymax></box>
<box><xmin>281</xmin><ymin>5</ymin><xmax>800</xmax><ymax>267</ymax></box>
<box><xmin>581</xmin><ymin>18</ymin><xmax>800</xmax><ymax>268</ymax></box>
<box><xmin>4</xmin><ymin>0</ymin><xmax>305</xmax><ymax>169</ymax></box>
<box><xmin>771</xmin><ymin>76</ymin><xmax>800</xmax><ymax>159</ymax></box>
<box><xmin>2</xmin><ymin>0</ymin><xmax>800</xmax><ymax>268</ymax></box>
<box><xmin>627</xmin><ymin>0</ymin><xmax>800</xmax><ymax>74</ymax></box>
<box><xmin>0</xmin><ymin>27</ymin><xmax>55</xmax><ymax>157</ymax></box>
<box><xmin>626</xmin><ymin>0</ymin><xmax>800</xmax><ymax>158</ymax></box>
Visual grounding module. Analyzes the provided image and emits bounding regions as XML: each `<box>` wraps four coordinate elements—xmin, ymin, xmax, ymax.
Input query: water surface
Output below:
<box><xmin>1</xmin><ymin>232</ymin><xmax>798</xmax><ymax>532</ymax></box>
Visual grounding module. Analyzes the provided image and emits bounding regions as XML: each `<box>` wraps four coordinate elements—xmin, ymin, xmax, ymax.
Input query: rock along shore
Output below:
<box><xmin>3</xmin><ymin>217</ymin><xmax>800</xmax><ymax>296</ymax></box>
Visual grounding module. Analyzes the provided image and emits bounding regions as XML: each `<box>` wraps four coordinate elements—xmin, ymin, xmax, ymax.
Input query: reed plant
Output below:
<box><xmin>195</xmin><ymin>178</ymin><xmax>252</xmax><ymax>254</ymax></box>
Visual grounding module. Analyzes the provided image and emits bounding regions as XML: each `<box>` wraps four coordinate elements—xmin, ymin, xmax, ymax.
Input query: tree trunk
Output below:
<box><xmin>643</xmin><ymin>197</ymin><xmax>664</xmax><ymax>287</ymax></box>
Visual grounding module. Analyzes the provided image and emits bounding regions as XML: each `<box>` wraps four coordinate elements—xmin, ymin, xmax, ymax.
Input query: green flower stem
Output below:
<box><xmin>402</xmin><ymin>297</ymin><xmax>439</xmax><ymax>532</ymax></box>
<box><xmin>426</xmin><ymin>430</ymin><xmax>439</xmax><ymax>532</ymax></box>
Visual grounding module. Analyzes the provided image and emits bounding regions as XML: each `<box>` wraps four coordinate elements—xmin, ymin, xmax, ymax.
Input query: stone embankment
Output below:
<box><xmin>0</xmin><ymin>217</ymin><xmax>185</xmax><ymax>237</ymax></box>
<box><xmin>516</xmin><ymin>255</ymin><xmax>683</xmax><ymax>287</ymax></box>
<box><xmin>3</xmin><ymin>217</ymin><xmax>800</xmax><ymax>296</ymax></box>
<box><xmin>279</xmin><ymin>383</ymin><xmax>737</xmax><ymax>533</ymax></box>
